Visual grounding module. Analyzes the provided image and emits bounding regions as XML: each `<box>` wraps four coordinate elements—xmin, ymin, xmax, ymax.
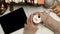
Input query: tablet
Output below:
<box><xmin>0</xmin><ymin>7</ymin><xmax>27</xmax><ymax>34</ymax></box>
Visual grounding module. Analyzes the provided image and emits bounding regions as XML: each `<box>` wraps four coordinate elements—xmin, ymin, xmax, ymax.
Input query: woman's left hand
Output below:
<box><xmin>23</xmin><ymin>12</ymin><xmax>40</xmax><ymax>34</ymax></box>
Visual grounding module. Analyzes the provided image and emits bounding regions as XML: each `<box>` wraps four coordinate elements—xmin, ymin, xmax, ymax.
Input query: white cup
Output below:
<box><xmin>33</xmin><ymin>14</ymin><xmax>42</xmax><ymax>24</ymax></box>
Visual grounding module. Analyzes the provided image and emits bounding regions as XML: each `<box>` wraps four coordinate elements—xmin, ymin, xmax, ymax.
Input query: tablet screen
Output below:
<box><xmin>0</xmin><ymin>7</ymin><xmax>27</xmax><ymax>34</ymax></box>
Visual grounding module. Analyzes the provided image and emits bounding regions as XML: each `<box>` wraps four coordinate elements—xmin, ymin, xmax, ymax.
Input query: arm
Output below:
<box><xmin>40</xmin><ymin>12</ymin><xmax>60</xmax><ymax>33</ymax></box>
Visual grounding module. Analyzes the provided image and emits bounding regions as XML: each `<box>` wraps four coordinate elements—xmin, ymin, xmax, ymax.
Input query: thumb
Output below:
<box><xmin>40</xmin><ymin>12</ymin><xmax>49</xmax><ymax>23</ymax></box>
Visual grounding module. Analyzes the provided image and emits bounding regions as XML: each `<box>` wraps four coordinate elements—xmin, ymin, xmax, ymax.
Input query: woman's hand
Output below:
<box><xmin>52</xmin><ymin>4</ymin><xmax>60</xmax><ymax>17</ymax></box>
<box><xmin>23</xmin><ymin>12</ymin><xmax>40</xmax><ymax>34</ymax></box>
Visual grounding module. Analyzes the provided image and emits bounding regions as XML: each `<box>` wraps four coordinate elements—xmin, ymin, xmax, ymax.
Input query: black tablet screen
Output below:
<box><xmin>0</xmin><ymin>7</ymin><xmax>27</xmax><ymax>34</ymax></box>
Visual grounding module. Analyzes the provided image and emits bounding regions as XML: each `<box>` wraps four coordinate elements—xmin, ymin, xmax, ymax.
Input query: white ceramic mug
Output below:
<box><xmin>33</xmin><ymin>14</ymin><xmax>42</xmax><ymax>24</ymax></box>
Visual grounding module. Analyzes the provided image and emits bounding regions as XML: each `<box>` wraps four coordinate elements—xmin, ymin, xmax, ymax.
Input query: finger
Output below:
<box><xmin>27</xmin><ymin>18</ymin><xmax>29</xmax><ymax>24</ymax></box>
<box><xmin>40</xmin><ymin>12</ymin><xmax>49</xmax><ymax>22</ymax></box>
<box><xmin>33</xmin><ymin>12</ymin><xmax>40</xmax><ymax>15</ymax></box>
<box><xmin>57</xmin><ymin>12</ymin><xmax>60</xmax><ymax>17</ymax></box>
<box><xmin>40</xmin><ymin>12</ymin><xmax>48</xmax><ymax>18</ymax></box>
<box><xmin>24</xmin><ymin>24</ymin><xmax>28</xmax><ymax>29</ymax></box>
<box><xmin>24</xmin><ymin>24</ymin><xmax>27</xmax><ymax>27</ymax></box>
<box><xmin>27</xmin><ymin>14</ymin><xmax>34</xmax><ymax>25</ymax></box>
<box><xmin>27</xmin><ymin>15</ymin><xmax>34</xmax><ymax>28</ymax></box>
<box><xmin>29</xmin><ymin>14</ymin><xmax>34</xmax><ymax>25</ymax></box>
<box><xmin>26</xmin><ymin>13</ymin><xmax>34</xmax><ymax>26</ymax></box>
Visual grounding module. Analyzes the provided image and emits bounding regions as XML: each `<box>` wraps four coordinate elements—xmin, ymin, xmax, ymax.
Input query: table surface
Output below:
<box><xmin>0</xmin><ymin>24</ymin><xmax>4</xmax><ymax>34</ymax></box>
<box><xmin>0</xmin><ymin>6</ymin><xmax>60</xmax><ymax>34</ymax></box>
